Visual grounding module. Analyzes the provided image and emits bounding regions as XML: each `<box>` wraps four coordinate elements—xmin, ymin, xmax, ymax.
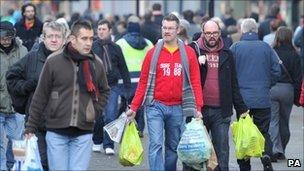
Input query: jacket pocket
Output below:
<box><xmin>86</xmin><ymin>99</ymin><xmax>95</xmax><ymax>122</ymax></box>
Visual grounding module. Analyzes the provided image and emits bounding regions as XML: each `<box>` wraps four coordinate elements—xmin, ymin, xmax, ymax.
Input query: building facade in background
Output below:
<box><xmin>1</xmin><ymin>0</ymin><xmax>303</xmax><ymax>30</ymax></box>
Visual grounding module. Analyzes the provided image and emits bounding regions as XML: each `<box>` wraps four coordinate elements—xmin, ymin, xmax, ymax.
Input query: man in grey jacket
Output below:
<box><xmin>0</xmin><ymin>21</ymin><xmax>28</xmax><ymax>171</ymax></box>
<box><xmin>24</xmin><ymin>20</ymin><xmax>110</xmax><ymax>170</ymax></box>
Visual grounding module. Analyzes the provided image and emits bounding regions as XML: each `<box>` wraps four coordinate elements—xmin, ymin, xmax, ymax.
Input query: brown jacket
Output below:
<box><xmin>25</xmin><ymin>46</ymin><xmax>110</xmax><ymax>133</ymax></box>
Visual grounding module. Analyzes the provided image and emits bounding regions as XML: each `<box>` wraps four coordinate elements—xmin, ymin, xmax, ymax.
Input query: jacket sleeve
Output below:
<box><xmin>130</xmin><ymin>49</ymin><xmax>153</xmax><ymax>112</ymax></box>
<box><xmin>94</xmin><ymin>59</ymin><xmax>110</xmax><ymax>116</ymax></box>
<box><xmin>116</xmin><ymin>46</ymin><xmax>131</xmax><ymax>96</ymax></box>
<box><xmin>25</xmin><ymin>59</ymin><xmax>53</xmax><ymax>134</ymax></box>
<box><xmin>187</xmin><ymin>47</ymin><xmax>203</xmax><ymax>111</ymax></box>
<box><xmin>6</xmin><ymin>55</ymin><xmax>36</xmax><ymax>96</ymax></box>
<box><xmin>270</xmin><ymin>49</ymin><xmax>282</xmax><ymax>86</ymax></box>
<box><xmin>228</xmin><ymin>51</ymin><xmax>248</xmax><ymax>115</ymax></box>
<box><xmin>292</xmin><ymin>52</ymin><xmax>303</xmax><ymax>106</ymax></box>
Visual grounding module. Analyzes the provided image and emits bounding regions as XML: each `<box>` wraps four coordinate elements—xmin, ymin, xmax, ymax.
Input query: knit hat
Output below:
<box><xmin>127</xmin><ymin>22</ymin><xmax>140</xmax><ymax>33</ymax></box>
<box><xmin>0</xmin><ymin>21</ymin><xmax>15</xmax><ymax>38</ymax></box>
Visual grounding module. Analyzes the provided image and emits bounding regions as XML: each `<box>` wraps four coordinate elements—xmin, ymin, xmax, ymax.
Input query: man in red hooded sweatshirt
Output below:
<box><xmin>126</xmin><ymin>14</ymin><xmax>203</xmax><ymax>171</ymax></box>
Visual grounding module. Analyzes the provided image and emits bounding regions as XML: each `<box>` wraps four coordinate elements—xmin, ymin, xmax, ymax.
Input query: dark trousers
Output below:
<box><xmin>183</xmin><ymin>107</ymin><xmax>230</xmax><ymax>171</ymax></box>
<box><xmin>237</xmin><ymin>108</ymin><xmax>273</xmax><ymax>171</ymax></box>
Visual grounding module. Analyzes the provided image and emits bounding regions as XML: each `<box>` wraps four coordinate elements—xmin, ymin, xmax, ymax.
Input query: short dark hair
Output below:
<box><xmin>70</xmin><ymin>19</ymin><xmax>92</xmax><ymax>36</ymax></box>
<box><xmin>152</xmin><ymin>3</ymin><xmax>161</xmax><ymax>11</ymax></box>
<box><xmin>183</xmin><ymin>10</ymin><xmax>194</xmax><ymax>22</ymax></box>
<box><xmin>21</xmin><ymin>3</ymin><xmax>36</xmax><ymax>17</ymax></box>
<box><xmin>97</xmin><ymin>19</ymin><xmax>112</xmax><ymax>30</ymax></box>
<box><xmin>163</xmin><ymin>14</ymin><xmax>180</xmax><ymax>26</ymax></box>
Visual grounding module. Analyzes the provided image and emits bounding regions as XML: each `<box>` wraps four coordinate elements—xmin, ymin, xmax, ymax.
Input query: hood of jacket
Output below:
<box><xmin>123</xmin><ymin>32</ymin><xmax>147</xmax><ymax>50</ymax></box>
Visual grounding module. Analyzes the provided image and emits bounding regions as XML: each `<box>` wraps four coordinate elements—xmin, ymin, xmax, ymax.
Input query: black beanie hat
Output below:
<box><xmin>0</xmin><ymin>21</ymin><xmax>16</xmax><ymax>38</ymax></box>
<box><xmin>127</xmin><ymin>22</ymin><xmax>140</xmax><ymax>33</ymax></box>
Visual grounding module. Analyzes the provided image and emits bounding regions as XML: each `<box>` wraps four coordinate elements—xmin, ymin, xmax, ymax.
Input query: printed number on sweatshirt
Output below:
<box><xmin>160</xmin><ymin>63</ymin><xmax>182</xmax><ymax>76</ymax></box>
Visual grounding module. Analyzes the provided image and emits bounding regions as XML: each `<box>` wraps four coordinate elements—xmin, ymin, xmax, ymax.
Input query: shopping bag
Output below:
<box><xmin>204</xmin><ymin>126</ymin><xmax>218</xmax><ymax>171</ymax></box>
<box><xmin>12</xmin><ymin>140</ymin><xmax>27</xmax><ymax>171</ymax></box>
<box><xmin>231</xmin><ymin>115</ymin><xmax>265</xmax><ymax>159</ymax></box>
<box><xmin>119</xmin><ymin>121</ymin><xmax>144</xmax><ymax>166</ymax></box>
<box><xmin>104</xmin><ymin>112</ymin><xmax>128</xmax><ymax>143</ymax></box>
<box><xmin>177</xmin><ymin>119</ymin><xmax>212</xmax><ymax>169</ymax></box>
<box><xmin>21</xmin><ymin>136</ymin><xmax>43</xmax><ymax>171</ymax></box>
<box><xmin>12</xmin><ymin>136</ymin><xmax>43</xmax><ymax>171</ymax></box>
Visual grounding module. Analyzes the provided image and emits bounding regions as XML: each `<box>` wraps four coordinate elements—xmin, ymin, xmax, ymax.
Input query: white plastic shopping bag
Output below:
<box><xmin>20</xmin><ymin>135</ymin><xmax>43</xmax><ymax>171</ymax></box>
<box><xmin>104</xmin><ymin>112</ymin><xmax>128</xmax><ymax>143</ymax></box>
<box><xmin>177</xmin><ymin>118</ymin><xmax>212</xmax><ymax>170</ymax></box>
<box><xmin>12</xmin><ymin>139</ymin><xmax>27</xmax><ymax>171</ymax></box>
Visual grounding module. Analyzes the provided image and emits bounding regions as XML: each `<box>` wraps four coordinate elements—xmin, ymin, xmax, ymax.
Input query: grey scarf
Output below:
<box><xmin>142</xmin><ymin>39</ymin><xmax>197</xmax><ymax>117</ymax></box>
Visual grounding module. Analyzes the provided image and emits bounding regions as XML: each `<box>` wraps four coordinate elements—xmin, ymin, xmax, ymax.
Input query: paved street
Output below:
<box><xmin>89</xmin><ymin>106</ymin><xmax>303</xmax><ymax>170</ymax></box>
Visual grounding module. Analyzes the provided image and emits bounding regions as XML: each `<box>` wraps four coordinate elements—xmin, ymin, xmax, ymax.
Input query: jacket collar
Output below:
<box><xmin>240</xmin><ymin>32</ymin><xmax>259</xmax><ymax>41</ymax></box>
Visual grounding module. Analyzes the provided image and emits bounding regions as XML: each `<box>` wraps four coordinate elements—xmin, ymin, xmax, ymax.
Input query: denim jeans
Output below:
<box><xmin>93</xmin><ymin>85</ymin><xmax>120</xmax><ymax>146</ymax></box>
<box><xmin>45</xmin><ymin>131</ymin><xmax>93</xmax><ymax>170</ymax></box>
<box><xmin>0</xmin><ymin>113</ymin><xmax>24</xmax><ymax>170</ymax></box>
<box><xmin>145</xmin><ymin>100</ymin><xmax>183</xmax><ymax>171</ymax></box>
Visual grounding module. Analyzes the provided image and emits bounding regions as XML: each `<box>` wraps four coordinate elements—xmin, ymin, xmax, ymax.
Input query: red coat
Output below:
<box><xmin>131</xmin><ymin>45</ymin><xmax>203</xmax><ymax>112</ymax></box>
<box><xmin>299</xmin><ymin>79</ymin><xmax>304</xmax><ymax>106</ymax></box>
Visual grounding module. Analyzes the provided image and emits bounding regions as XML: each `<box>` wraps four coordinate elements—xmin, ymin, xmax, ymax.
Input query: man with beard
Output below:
<box><xmin>91</xmin><ymin>19</ymin><xmax>131</xmax><ymax>154</ymax></box>
<box><xmin>187</xmin><ymin>20</ymin><xmax>248</xmax><ymax>171</ymax></box>
<box><xmin>0</xmin><ymin>21</ymin><xmax>28</xmax><ymax>171</ymax></box>
<box><xmin>6</xmin><ymin>21</ymin><xmax>67</xmax><ymax>170</ymax></box>
<box><xmin>125</xmin><ymin>14</ymin><xmax>203</xmax><ymax>171</ymax></box>
<box><xmin>23</xmin><ymin>20</ymin><xmax>110</xmax><ymax>170</ymax></box>
<box><xmin>14</xmin><ymin>3</ymin><xmax>43</xmax><ymax>51</ymax></box>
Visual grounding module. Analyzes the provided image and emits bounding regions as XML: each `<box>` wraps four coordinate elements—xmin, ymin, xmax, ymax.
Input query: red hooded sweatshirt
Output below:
<box><xmin>130</xmin><ymin>45</ymin><xmax>203</xmax><ymax>112</ymax></box>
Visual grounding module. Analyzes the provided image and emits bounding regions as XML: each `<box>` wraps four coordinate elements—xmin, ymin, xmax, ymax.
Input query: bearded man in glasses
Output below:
<box><xmin>188</xmin><ymin>19</ymin><xmax>248</xmax><ymax>171</ymax></box>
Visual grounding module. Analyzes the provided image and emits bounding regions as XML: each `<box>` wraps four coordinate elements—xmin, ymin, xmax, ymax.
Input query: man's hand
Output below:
<box><xmin>195</xmin><ymin>110</ymin><xmax>203</xmax><ymax>119</ymax></box>
<box><xmin>240</xmin><ymin>110</ymin><xmax>250</xmax><ymax>118</ymax></box>
<box><xmin>125</xmin><ymin>109</ymin><xmax>136</xmax><ymax>120</ymax></box>
<box><xmin>24</xmin><ymin>133</ymin><xmax>34</xmax><ymax>139</ymax></box>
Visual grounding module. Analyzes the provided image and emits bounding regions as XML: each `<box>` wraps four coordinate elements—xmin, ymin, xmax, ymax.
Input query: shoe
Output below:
<box><xmin>261</xmin><ymin>155</ymin><xmax>274</xmax><ymax>171</ymax></box>
<box><xmin>278</xmin><ymin>153</ymin><xmax>286</xmax><ymax>160</ymax></box>
<box><xmin>138</xmin><ymin>131</ymin><xmax>144</xmax><ymax>138</ymax></box>
<box><xmin>92</xmin><ymin>144</ymin><xmax>102</xmax><ymax>152</ymax></box>
<box><xmin>105</xmin><ymin>148</ymin><xmax>115</xmax><ymax>155</ymax></box>
<box><xmin>270</xmin><ymin>155</ymin><xmax>277</xmax><ymax>162</ymax></box>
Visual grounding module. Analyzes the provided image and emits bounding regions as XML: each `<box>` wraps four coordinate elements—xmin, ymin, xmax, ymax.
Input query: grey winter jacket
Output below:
<box><xmin>0</xmin><ymin>38</ymin><xmax>28</xmax><ymax>114</ymax></box>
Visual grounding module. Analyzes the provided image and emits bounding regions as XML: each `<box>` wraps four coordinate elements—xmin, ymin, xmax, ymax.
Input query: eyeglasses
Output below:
<box><xmin>0</xmin><ymin>36</ymin><xmax>14</xmax><ymax>42</ymax></box>
<box><xmin>161</xmin><ymin>26</ymin><xmax>177</xmax><ymax>31</ymax></box>
<box><xmin>204</xmin><ymin>31</ymin><xmax>220</xmax><ymax>37</ymax></box>
<box><xmin>45</xmin><ymin>34</ymin><xmax>63</xmax><ymax>40</ymax></box>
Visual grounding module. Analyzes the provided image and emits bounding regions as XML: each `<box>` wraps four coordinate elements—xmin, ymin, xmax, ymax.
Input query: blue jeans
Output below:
<box><xmin>145</xmin><ymin>101</ymin><xmax>183</xmax><ymax>171</ymax></box>
<box><xmin>0</xmin><ymin>113</ymin><xmax>24</xmax><ymax>170</ymax></box>
<box><xmin>45</xmin><ymin>131</ymin><xmax>93</xmax><ymax>170</ymax></box>
<box><xmin>203</xmin><ymin>107</ymin><xmax>231</xmax><ymax>171</ymax></box>
<box><xmin>93</xmin><ymin>85</ymin><xmax>120</xmax><ymax>148</ymax></box>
